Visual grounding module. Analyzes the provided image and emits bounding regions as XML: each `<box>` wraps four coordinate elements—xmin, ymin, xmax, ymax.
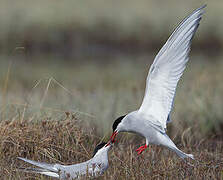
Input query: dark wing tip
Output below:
<box><xmin>195</xmin><ymin>5</ymin><xmax>207</xmax><ymax>15</ymax></box>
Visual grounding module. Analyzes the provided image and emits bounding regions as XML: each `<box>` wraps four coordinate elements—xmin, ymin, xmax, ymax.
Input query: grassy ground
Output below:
<box><xmin>0</xmin><ymin>54</ymin><xmax>223</xmax><ymax>179</ymax></box>
<box><xmin>0</xmin><ymin>118</ymin><xmax>222</xmax><ymax>179</ymax></box>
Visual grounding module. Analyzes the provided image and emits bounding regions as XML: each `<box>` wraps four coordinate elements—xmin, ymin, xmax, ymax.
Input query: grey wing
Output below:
<box><xmin>18</xmin><ymin>157</ymin><xmax>58</xmax><ymax>172</ymax></box>
<box><xmin>18</xmin><ymin>167</ymin><xmax>60</xmax><ymax>178</ymax></box>
<box><xmin>138</xmin><ymin>5</ymin><xmax>206</xmax><ymax>131</ymax></box>
<box><xmin>59</xmin><ymin>160</ymin><xmax>92</xmax><ymax>179</ymax></box>
<box><xmin>18</xmin><ymin>157</ymin><xmax>60</xmax><ymax>178</ymax></box>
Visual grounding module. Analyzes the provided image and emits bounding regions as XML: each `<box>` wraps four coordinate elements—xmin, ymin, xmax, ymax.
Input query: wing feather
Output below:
<box><xmin>18</xmin><ymin>157</ymin><xmax>59</xmax><ymax>173</ymax></box>
<box><xmin>138</xmin><ymin>5</ymin><xmax>206</xmax><ymax>131</ymax></box>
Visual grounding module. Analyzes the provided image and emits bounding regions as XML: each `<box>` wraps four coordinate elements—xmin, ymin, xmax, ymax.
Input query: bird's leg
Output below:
<box><xmin>136</xmin><ymin>144</ymin><xmax>147</xmax><ymax>155</ymax></box>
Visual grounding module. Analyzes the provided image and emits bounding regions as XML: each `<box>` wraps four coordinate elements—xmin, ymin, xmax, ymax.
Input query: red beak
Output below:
<box><xmin>110</xmin><ymin>131</ymin><xmax>118</xmax><ymax>143</ymax></box>
<box><xmin>105</xmin><ymin>141</ymin><xmax>110</xmax><ymax>147</ymax></box>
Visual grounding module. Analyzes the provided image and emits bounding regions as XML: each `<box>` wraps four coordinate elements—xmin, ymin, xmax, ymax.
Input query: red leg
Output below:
<box><xmin>136</xmin><ymin>144</ymin><xmax>147</xmax><ymax>155</ymax></box>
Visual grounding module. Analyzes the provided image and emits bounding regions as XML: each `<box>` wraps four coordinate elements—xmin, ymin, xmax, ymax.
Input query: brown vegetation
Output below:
<box><xmin>0</xmin><ymin>117</ymin><xmax>222</xmax><ymax>179</ymax></box>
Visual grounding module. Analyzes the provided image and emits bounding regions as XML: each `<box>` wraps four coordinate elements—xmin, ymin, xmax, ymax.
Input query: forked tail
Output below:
<box><xmin>18</xmin><ymin>157</ymin><xmax>59</xmax><ymax>178</ymax></box>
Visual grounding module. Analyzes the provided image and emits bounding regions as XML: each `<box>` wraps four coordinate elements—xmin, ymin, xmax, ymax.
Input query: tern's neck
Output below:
<box><xmin>93</xmin><ymin>146</ymin><xmax>110</xmax><ymax>160</ymax></box>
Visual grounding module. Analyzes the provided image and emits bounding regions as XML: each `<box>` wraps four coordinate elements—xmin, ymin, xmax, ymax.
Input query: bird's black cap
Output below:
<box><xmin>112</xmin><ymin>115</ymin><xmax>126</xmax><ymax>132</ymax></box>
<box><xmin>92</xmin><ymin>142</ymin><xmax>107</xmax><ymax>157</ymax></box>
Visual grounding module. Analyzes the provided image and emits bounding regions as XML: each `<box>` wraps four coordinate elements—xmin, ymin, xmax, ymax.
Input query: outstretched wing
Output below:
<box><xmin>138</xmin><ymin>5</ymin><xmax>206</xmax><ymax>131</ymax></box>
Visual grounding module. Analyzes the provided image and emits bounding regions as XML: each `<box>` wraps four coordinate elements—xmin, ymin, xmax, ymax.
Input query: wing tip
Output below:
<box><xmin>189</xmin><ymin>5</ymin><xmax>206</xmax><ymax>22</ymax></box>
<box><xmin>195</xmin><ymin>4</ymin><xmax>207</xmax><ymax>13</ymax></box>
<box><xmin>195</xmin><ymin>5</ymin><xmax>207</xmax><ymax>17</ymax></box>
<box><xmin>18</xmin><ymin>157</ymin><xmax>26</xmax><ymax>161</ymax></box>
<box><xmin>18</xmin><ymin>157</ymin><xmax>35</xmax><ymax>164</ymax></box>
<box><xmin>17</xmin><ymin>157</ymin><xmax>60</xmax><ymax>178</ymax></box>
<box><xmin>199</xmin><ymin>4</ymin><xmax>207</xmax><ymax>10</ymax></box>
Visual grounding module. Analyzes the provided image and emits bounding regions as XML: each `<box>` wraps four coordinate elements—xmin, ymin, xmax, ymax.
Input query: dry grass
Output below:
<box><xmin>0</xmin><ymin>117</ymin><xmax>222</xmax><ymax>179</ymax></box>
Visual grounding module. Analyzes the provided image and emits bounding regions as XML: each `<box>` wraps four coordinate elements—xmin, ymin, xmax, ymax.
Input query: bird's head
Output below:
<box><xmin>110</xmin><ymin>115</ymin><xmax>126</xmax><ymax>143</ymax></box>
<box><xmin>92</xmin><ymin>142</ymin><xmax>112</xmax><ymax>157</ymax></box>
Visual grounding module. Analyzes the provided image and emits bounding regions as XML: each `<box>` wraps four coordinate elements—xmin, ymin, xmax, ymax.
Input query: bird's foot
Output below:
<box><xmin>136</xmin><ymin>144</ymin><xmax>147</xmax><ymax>155</ymax></box>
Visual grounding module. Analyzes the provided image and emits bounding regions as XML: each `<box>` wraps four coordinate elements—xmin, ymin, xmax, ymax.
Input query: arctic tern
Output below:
<box><xmin>18</xmin><ymin>142</ymin><xmax>112</xmax><ymax>179</ymax></box>
<box><xmin>110</xmin><ymin>5</ymin><xmax>206</xmax><ymax>159</ymax></box>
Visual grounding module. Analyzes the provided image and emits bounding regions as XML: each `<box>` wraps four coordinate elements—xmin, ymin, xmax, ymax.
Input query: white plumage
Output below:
<box><xmin>111</xmin><ymin>5</ymin><xmax>206</xmax><ymax>159</ymax></box>
<box><xmin>18</xmin><ymin>142</ymin><xmax>112</xmax><ymax>179</ymax></box>
<box><xmin>139</xmin><ymin>5</ymin><xmax>205</xmax><ymax>132</ymax></box>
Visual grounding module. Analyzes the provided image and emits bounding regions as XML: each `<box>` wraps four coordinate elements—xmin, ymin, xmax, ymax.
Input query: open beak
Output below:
<box><xmin>105</xmin><ymin>140</ymin><xmax>112</xmax><ymax>147</ymax></box>
<box><xmin>110</xmin><ymin>130</ymin><xmax>118</xmax><ymax>143</ymax></box>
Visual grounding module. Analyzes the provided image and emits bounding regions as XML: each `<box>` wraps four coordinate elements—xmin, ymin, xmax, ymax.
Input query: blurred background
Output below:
<box><xmin>0</xmin><ymin>0</ymin><xmax>223</xmax><ymax>137</ymax></box>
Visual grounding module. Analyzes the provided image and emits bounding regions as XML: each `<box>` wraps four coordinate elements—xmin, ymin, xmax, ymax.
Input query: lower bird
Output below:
<box><xmin>18</xmin><ymin>142</ymin><xmax>112</xmax><ymax>179</ymax></box>
<box><xmin>110</xmin><ymin>5</ymin><xmax>206</xmax><ymax>159</ymax></box>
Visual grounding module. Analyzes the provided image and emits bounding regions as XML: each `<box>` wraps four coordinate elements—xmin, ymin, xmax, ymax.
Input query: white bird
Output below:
<box><xmin>18</xmin><ymin>142</ymin><xmax>112</xmax><ymax>179</ymax></box>
<box><xmin>110</xmin><ymin>5</ymin><xmax>206</xmax><ymax>159</ymax></box>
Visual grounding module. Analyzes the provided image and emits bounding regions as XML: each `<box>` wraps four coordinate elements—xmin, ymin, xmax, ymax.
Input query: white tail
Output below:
<box><xmin>163</xmin><ymin>134</ymin><xmax>194</xmax><ymax>160</ymax></box>
<box><xmin>174</xmin><ymin>149</ymin><xmax>194</xmax><ymax>160</ymax></box>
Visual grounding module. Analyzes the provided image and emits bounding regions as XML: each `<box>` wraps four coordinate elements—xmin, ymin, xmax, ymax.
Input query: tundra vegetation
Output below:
<box><xmin>0</xmin><ymin>0</ymin><xmax>222</xmax><ymax>179</ymax></box>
